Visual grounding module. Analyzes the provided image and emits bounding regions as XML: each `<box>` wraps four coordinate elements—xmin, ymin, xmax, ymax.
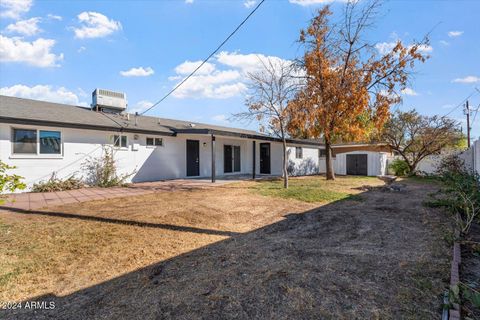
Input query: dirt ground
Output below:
<box><xmin>0</xmin><ymin>177</ymin><xmax>451</xmax><ymax>319</ymax></box>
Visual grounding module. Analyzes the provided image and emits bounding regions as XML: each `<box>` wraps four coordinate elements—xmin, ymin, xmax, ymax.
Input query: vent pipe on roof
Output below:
<box><xmin>135</xmin><ymin>112</ymin><xmax>138</xmax><ymax>126</ymax></box>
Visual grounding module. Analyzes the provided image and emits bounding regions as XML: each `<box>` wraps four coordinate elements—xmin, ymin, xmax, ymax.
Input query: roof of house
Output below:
<box><xmin>0</xmin><ymin>95</ymin><xmax>321</xmax><ymax>146</ymax></box>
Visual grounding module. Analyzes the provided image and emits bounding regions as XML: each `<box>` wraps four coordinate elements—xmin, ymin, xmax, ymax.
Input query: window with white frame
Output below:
<box><xmin>112</xmin><ymin>135</ymin><xmax>128</xmax><ymax>148</ymax></box>
<box><xmin>295</xmin><ymin>147</ymin><xmax>303</xmax><ymax>159</ymax></box>
<box><xmin>146</xmin><ymin>137</ymin><xmax>163</xmax><ymax>147</ymax></box>
<box><xmin>12</xmin><ymin>128</ymin><xmax>62</xmax><ymax>155</ymax></box>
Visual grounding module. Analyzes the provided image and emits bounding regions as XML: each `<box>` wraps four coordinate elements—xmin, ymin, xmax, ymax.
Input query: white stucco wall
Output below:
<box><xmin>0</xmin><ymin>123</ymin><xmax>286</xmax><ymax>191</ymax></box>
<box><xmin>286</xmin><ymin>145</ymin><xmax>388</xmax><ymax>177</ymax></box>
<box><xmin>319</xmin><ymin>151</ymin><xmax>388</xmax><ymax>176</ymax></box>
<box><xmin>459</xmin><ymin>139</ymin><xmax>480</xmax><ymax>175</ymax></box>
<box><xmin>335</xmin><ymin>151</ymin><xmax>388</xmax><ymax>176</ymax></box>
<box><xmin>286</xmin><ymin>145</ymin><xmax>321</xmax><ymax>176</ymax></box>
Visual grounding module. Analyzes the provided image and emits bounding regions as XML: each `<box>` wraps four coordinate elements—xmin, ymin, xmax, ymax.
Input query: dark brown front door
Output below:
<box><xmin>346</xmin><ymin>154</ymin><xmax>368</xmax><ymax>176</ymax></box>
<box><xmin>186</xmin><ymin>140</ymin><xmax>200</xmax><ymax>176</ymax></box>
<box><xmin>260</xmin><ymin>143</ymin><xmax>271</xmax><ymax>174</ymax></box>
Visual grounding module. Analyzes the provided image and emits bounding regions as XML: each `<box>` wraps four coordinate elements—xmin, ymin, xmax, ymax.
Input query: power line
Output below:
<box><xmin>444</xmin><ymin>90</ymin><xmax>479</xmax><ymax>117</ymax></box>
<box><xmin>470</xmin><ymin>104</ymin><xmax>479</xmax><ymax>130</ymax></box>
<box><xmin>140</xmin><ymin>0</ymin><xmax>266</xmax><ymax>115</ymax></box>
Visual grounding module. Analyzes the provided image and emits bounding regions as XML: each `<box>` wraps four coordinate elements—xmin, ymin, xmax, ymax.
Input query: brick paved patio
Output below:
<box><xmin>0</xmin><ymin>179</ymin><xmax>236</xmax><ymax>211</ymax></box>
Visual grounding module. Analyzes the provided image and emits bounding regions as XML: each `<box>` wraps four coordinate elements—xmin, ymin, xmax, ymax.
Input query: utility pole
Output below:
<box><xmin>465</xmin><ymin>100</ymin><xmax>471</xmax><ymax>148</ymax></box>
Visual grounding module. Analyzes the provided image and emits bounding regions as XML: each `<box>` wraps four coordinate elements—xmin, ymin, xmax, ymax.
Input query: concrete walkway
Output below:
<box><xmin>0</xmin><ymin>179</ymin><xmax>236</xmax><ymax>211</ymax></box>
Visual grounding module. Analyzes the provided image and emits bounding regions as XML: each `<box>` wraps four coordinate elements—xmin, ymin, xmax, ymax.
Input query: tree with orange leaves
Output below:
<box><xmin>288</xmin><ymin>0</ymin><xmax>429</xmax><ymax>180</ymax></box>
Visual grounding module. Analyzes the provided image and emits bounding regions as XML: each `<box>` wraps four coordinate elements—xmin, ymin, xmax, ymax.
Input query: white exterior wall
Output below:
<box><xmin>286</xmin><ymin>145</ymin><xmax>388</xmax><ymax>177</ymax></box>
<box><xmin>212</xmin><ymin>136</ymin><xmax>284</xmax><ymax>177</ymax></box>
<box><xmin>459</xmin><ymin>139</ymin><xmax>480</xmax><ymax>175</ymax></box>
<box><xmin>335</xmin><ymin>151</ymin><xmax>387</xmax><ymax>176</ymax></box>
<box><xmin>416</xmin><ymin>155</ymin><xmax>442</xmax><ymax>174</ymax></box>
<box><xmin>0</xmin><ymin>123</ymin><xmax>285</xmax><ymax>191</ymax></box>
<box><xmin>319</xmin><ymin>151</ymin><xmax>388</xmax><ymax>176</ymax></box>
<box><xmin>286</xmin><ymin>146</ymin><xmax>321</xmax><ymax>176</ymax></box>
<box><xmin>474</xmin><ymin>139</ymin><xmax>480</xmax><ymax>175</ymax></box>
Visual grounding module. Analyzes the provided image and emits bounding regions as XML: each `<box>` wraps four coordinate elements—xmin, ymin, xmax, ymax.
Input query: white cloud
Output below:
<box><xmin>172</xmin><ymin>70</ymin><xmax>245</xmax><ymax>99</ymax></box>
<box><xmin>401</xmin><ymin>88</ymin><xmax>418</xmax><ymax>96</ymax></box>
<box><xmin>170</xmin><ymin>51</ymin><xmax>292</xmax><ymax>99</ymax></box>
<box><xmin>374</xmin><ymin>42</ymin><xmax>396</xmax><ymax>55</ymax></box>
<box><xmin>73</xmin><ymin>12</ymin><xmax>122</xmax><ymax>39</ymax></box>
<box><xmin>120</xmin><ymin>66</ymin><xmax>155</xmax><ymax>77</ymax></box>
<box><xmin>216</xmin><ymin>51</ymin><xmax>289</xmax><ymax>74</ymax></box>
<box><xmin>448</xmin><ymin>31</ymin><xmax>463</xmax><ymax>38</ymax></box>
<box><xmin>439</xmin><ymin>40</ymin><xmax>449</xmax><ymax>46</ymax></box>
<box><xmin>289</xmin><ymin>0</ymin><xmax>344</xmax><ymax>5</ymax></box>
<box><xmin>47</xmin><ymin>14</ymin><xmax>62</xmax><ymax>21</ymax></box>
<box><xmin>375</xmin><ymin>41</ymin><xmax>433</xmax><ymax>55</ymax></box>
<box><xmin>174</xmin><ymin>60</ymin><xmax>215</xmax><ymax>75</ymax></box>
<box><xmin>244</xmin><ymin>0</ymin><xmax>257</xmax><ymax>8</ymax></box>
<box><xmin>452</xmin><ymin>76</ymin><xmax>480</xmax><ymax>84</ymax></box>
<box><xmin>129</xmin><ymin>100</ymin><xmax>153</xmax><ymax>113</ymax></box>
<box><xmin>0</xmin><ymin>35</ymin><xmax>63</xmax><ymax>67</ymax></box>
<box><xmin>78</xmin><ymin>46</ymin><xmax>86</xmax><ymax>53</ymax></box>
<box><xmin>0</xmin><ymin>84</ymin><xmax>87</xmax><ymax>106</ymax></box>
<box><xmin>416</xmin><ymin>44</ymin><xmax>433</xmax><ymax>53</ymax></box>
<box><xmin>0</xmin><ymin>0</ymin><xmax>32</xmax><ymax>20</ymax></box>
<box><xmin>212</xmin><ymin>114</ymin><xmax>228</xmax><ymax>122</ymax></box>
<box><xmin>6</xmin><ymin>17</ymin><xmax>42</xmax><ymax>36</ymax></box>
<box><xmin>185</xmin><ymin>0</ymin><xmax>194</xmax><ymax>3</ymax></box>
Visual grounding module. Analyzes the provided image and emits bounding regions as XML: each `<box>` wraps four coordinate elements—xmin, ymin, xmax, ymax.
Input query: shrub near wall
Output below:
<box><xmin>388</xmin><ymin>159</ymin><xmax>410</xmax><ymax>176</ymax></box>
<box><xmin>427</xmin><ymin>154</ymin><xmax>480</xmax><ymax>317</ymax></box>
<box><xmin>0</xmin><ymin>161</ymin><xmax>25</xmax><ymax>203</ymax></box>
<box><xmin>32</xmin><ymin>174</ymin><xmax>83</xmax><ymax>193</ymax></box>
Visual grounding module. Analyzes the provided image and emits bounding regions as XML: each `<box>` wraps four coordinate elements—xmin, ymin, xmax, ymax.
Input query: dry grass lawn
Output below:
<box><xmin>0</xmin><ymin>176</ymin><xmax>451</xmax><ymax>319</ymax></box>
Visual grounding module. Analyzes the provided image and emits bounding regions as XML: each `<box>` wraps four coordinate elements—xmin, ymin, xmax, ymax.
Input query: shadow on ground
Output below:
<box><xmin>0</xmin><ymin>206</ymin><xmax>239</xmax><ymax>237</ymax></box>
<box><xmin>1</xmin><ymin>182</ymin><xmax>450</xmax><ymax>319</ymax></box>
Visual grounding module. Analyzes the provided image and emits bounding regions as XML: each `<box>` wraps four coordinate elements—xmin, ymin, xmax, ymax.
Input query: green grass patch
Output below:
<box><xmin>251</xmin><ymin>176</ymin><xmax>372</xmax><ymax>203</ymax></box>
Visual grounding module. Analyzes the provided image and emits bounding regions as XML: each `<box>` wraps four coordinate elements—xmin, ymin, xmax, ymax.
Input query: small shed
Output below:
<box><xmin>331</xmin><ymin>143</ymin><xmax>392</xmax><ymax>176</ymax></box>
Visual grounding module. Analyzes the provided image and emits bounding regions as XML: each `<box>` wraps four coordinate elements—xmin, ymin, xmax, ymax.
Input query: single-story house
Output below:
<box><xmin>0</xmin><ymin>91</ymin><xmax>392</xmax><ymax>191</ymax></box>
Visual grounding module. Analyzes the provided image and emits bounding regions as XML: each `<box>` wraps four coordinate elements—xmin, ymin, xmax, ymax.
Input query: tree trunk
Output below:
<box><xmin>399</xmin><ymin>153</ymin><xmax>417</xmax><ymax>176</ymax></box>
<box><xmin>408</xmin><ymin>161</ymin><xmax>418</xmax><ymax>176</ymax></box>
<box><xmin>325</xmin><ymin>141</ymin><xmax>335</xmax><ymax>180</ymax></box>
<box><xmin>282</xmin><ymin>138</ymin><xmax>289</xmax><ymax>189</ymax></box>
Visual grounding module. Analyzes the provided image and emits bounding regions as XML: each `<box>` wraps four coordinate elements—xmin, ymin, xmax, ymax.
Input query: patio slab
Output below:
<box><xmin>0</xmin><ymin>178</ymin><xmax>245</xmax><ymax>211</ymax></box>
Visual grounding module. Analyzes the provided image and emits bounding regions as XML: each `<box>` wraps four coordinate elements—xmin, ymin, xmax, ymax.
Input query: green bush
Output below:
<box><xmin>440</xmin><ymin>169</ymin><xmax>480</xmax><ymax>235</ymax></box>
<box><xmin>32</xmin><ymin>174</ymin><xmax>83</xmax><ymax>193</ymax></box>
<box><xmin>0</xmin><ymin>161</ymin><xmax>26</xmax><ymax>204</ymax></box>
<box><xmin>427</xmin><ymin>153</ymin><xmax>479</xmax><ymax>235</ymax></box>
<box><xmin>82</xmin><ymin>147</ymin><xmax>134</xmax><ymax>188</ymax></box>
<box><xmin>389</xmin><ymin>159</ymin><xmax>410</xmax><ymax>176</ymax></box>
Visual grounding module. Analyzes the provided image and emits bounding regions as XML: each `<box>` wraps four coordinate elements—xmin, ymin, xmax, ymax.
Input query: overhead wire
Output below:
<box><xmin>139</xmin><ymin>0</ymin><xmax>266</xmax><ymax>115</ymax></box>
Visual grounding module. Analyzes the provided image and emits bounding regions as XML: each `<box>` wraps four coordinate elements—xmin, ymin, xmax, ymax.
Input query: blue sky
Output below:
<box><xmin>1</xmin><ymin>0</ymin><xmax>479</xmax><ymax>140</ymax></box>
